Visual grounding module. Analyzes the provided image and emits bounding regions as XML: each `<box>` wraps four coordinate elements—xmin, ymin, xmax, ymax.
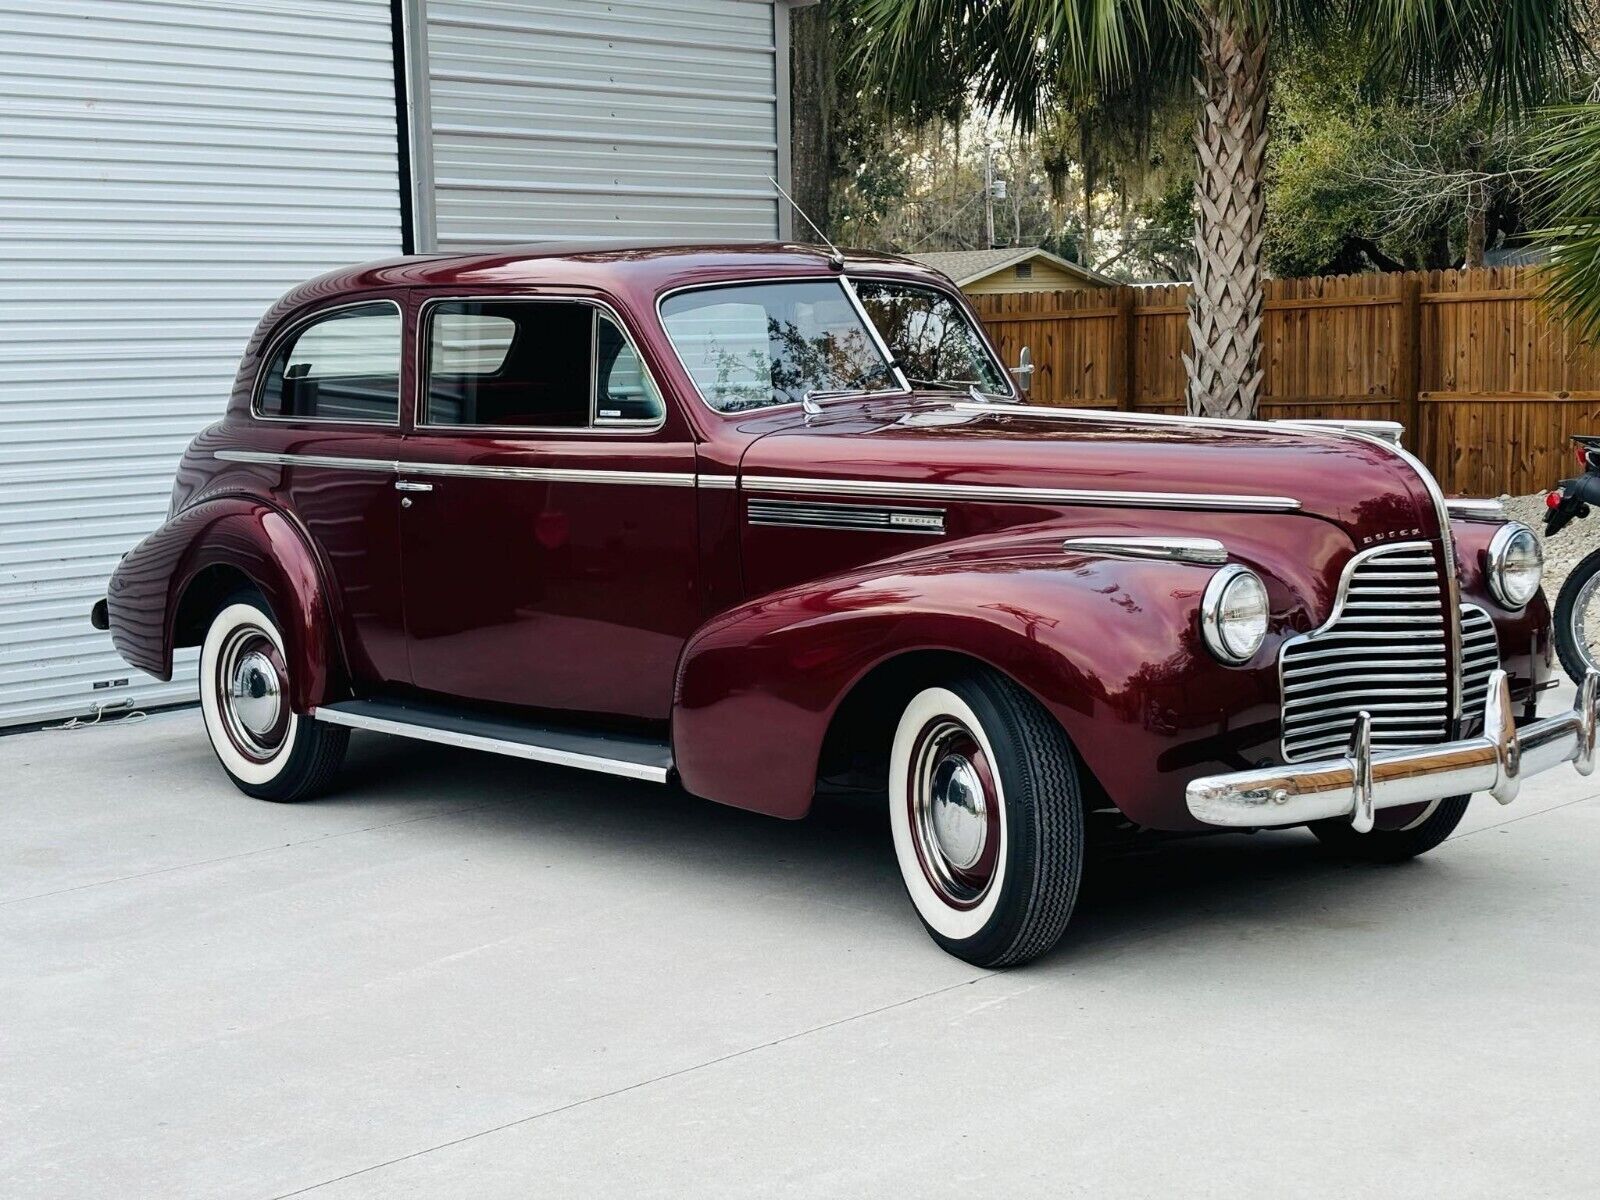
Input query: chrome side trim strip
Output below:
<box><xmin>741</xmin><ymin>474</ymin><xmax>1301</xmax><ymax>513</ymax></box>
<box><xmin>309</xmin><ymin>706</ymin><xmax>672</xmax><ymax>784</ymax></box>
<box><xmin>215</xmin><ymin>449</ymin><xmax>397</xmax><ymax>473</ymax></box>
<box><xmin>398</xmin><ymin>461</ymin><xmax>696</xmax><ymax>488</ymax></box>
<box><xmin>1062</xmin><ymin>536</ymin><xmax>1228</xmax><ymax>564</ymax></box>
<box><xmin>218</xmin><ymin>451</ymin><xmax>1298</xmax><ymax>509</ymax></box>
<box><xmin>214</xmin><ymin>450</ymin><xmax>697</xmax><ymax>488</ymax></box>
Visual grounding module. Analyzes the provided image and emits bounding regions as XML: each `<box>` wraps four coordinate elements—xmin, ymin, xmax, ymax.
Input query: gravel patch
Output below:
<box><xmin>1501</xmin><ymin>491</ymin><xmax>1600</xmax><ymax>601</ymax></box>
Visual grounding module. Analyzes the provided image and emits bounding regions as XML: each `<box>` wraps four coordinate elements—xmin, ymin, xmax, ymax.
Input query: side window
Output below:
<box><xmin>594</xmin><ymin>313</ymin><xmax>664</xmax><ymax>425</ymax></box>
<box><xmin>258</xmin><ymin>302</ymin><xmax>400</xmax><ymax>422</ymax></box>
<box><xmin>423</xmin><ymin>301</ymin><xmax>662</xmax><ymax>429</ymax></box>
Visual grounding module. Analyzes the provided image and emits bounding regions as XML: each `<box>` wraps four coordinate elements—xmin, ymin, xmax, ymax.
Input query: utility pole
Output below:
<box><xmin>983</xmin><ymin>142</ymin><xmax>1007</xmax><ymax>249</ymax></box>
<box><xmin>983</xmin><ymin>143</ymin><xmax>996</xmax><ymax>250</ymax></box>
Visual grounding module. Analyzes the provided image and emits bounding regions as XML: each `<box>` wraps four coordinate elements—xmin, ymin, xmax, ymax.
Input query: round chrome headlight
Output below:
<box><xmin>1488</xmin><ymin>522</ymin><xmax>1543</xmax><ymax>609</ymax></box>
<box><xmin>1200</xmin><ymin>565</ymin><xmax>1270</xmax><ymax>664</ymax></box>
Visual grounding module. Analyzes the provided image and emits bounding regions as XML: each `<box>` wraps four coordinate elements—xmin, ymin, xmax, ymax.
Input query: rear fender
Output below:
<box><xmin>672</xmin><ymin>549</ymin><xmax>1279</xmax><ymax>826</ymax></box>
<box><xmin>106</xmin><ymin>496</ymin><xmax>344</xmax><ymax>712</ymax></box>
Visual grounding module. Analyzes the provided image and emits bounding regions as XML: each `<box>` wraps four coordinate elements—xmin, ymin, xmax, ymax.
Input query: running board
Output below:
<box><xmin>311</xmin><ymin>698</ymin><xmax>673</xmax><ymax>784</ymax></box>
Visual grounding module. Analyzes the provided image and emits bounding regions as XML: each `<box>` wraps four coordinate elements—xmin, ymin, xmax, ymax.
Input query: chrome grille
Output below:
<box><xmin>1460</xmin><ymin>603</ymin><xmax>1500</xmax><ymax>717</ymax></box>
<box><xmin>1279</xmin><ymin>543</ymin><xmax>1451</xmax><ymax>762</ymax></box>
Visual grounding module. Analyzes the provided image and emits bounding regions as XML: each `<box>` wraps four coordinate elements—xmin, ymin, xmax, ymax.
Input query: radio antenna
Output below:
<box><xmin>769</xmin><ymin>175</ymin><xmax>845</xmax><ymax>271</ymax></box>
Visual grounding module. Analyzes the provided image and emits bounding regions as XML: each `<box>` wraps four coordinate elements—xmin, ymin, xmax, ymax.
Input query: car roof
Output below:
<box><xmin>277</xmin><ymin>241</ymin><xmax>952</xmax><ymax>310</ymax></box>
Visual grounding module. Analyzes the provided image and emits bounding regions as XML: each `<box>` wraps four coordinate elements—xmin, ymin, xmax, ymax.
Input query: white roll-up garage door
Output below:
<box><xmin>424</xmin><ymin>0</ymin><xmax>782</xmax><ymax>247</ymax></box>
<box><xmin>0</xmin><ymin>0</ymin><xmax>404</xmax><ymax>727</ymax></box>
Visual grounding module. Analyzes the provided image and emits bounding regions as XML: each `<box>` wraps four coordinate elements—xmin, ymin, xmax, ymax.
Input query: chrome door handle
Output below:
<box><xmin>394</xmin><ymin>480</ymin><xmax>433</xmax><ymax>493</ymax></box>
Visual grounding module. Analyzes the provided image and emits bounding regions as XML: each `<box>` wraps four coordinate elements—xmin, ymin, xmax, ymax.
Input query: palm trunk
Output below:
<box><xmin>1465</xmin><ymin>180</ymin><xmax>1487</xmax><ymax>267</ymax></box>
<box><xmin>1186</xmin><ymin>4</ymin><xmax>1269</xmax><ymax>419</ymax></box>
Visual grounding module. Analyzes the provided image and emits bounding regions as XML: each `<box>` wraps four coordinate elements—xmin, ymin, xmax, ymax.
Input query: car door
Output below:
<box><xmin>396</xmin><ymin>293</ymin><xmax>699</xmax><ymax>722</ymax></box>
<box><xmin>251</xmin><ymin>295</ymin><xmax>412</xmax><ymax>688</ymax></box>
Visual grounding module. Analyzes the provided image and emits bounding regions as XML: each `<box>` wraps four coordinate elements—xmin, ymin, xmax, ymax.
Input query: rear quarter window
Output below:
<box><xmin>257</xmin><ymin>301</ymin><xmax>401</xmax><ymax>422</ymax></box>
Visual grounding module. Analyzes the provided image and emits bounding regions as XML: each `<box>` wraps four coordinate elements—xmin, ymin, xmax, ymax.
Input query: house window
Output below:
<box><xmin>1014</xmin><ymin>261</ymin><xmax>1033</xmax><ymax>280</ymax></box>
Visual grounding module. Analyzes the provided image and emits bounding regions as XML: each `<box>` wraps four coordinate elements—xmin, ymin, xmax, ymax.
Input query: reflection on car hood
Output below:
<box><xmin>734</xmin><ymin>396</ymin><xmax>1442</xmax><ymax>542</ymax></box>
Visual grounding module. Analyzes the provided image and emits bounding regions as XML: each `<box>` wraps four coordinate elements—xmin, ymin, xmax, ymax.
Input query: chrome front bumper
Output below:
<box><xmin>1187</xmin><ymin>669</ymin><xmax>1600</xmax><ymax>831</ymax></box>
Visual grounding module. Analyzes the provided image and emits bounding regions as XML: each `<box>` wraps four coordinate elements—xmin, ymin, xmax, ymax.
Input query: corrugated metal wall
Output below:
<box><xmin>0</xmin><ymin>0</ymin><xmax>403</xmax><ymax>727</ymax></box>
<box><xmin>424</xmin><ymin>0</ymin><xmax>782</xmax><ymax>247</ymax></box>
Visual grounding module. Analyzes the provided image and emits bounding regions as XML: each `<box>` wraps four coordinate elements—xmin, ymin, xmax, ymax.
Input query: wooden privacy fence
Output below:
<box><xmin>970</xmin><ymin>267</ymin><xmax>1600</xmax><ymax>497</ymax></box>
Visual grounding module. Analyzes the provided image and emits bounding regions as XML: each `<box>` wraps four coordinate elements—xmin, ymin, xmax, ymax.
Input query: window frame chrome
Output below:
<box><xmin>414</xmin><ymin>293</ymin><xmax>668</xmax><ymax>436</ymax></box>
<box><xmin>250</xmin><ymin>297</ymin><xmax>405</xmax><ymax>428</ymax></box>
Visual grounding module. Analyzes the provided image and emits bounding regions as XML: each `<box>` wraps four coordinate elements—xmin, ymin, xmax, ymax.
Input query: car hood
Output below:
<box><xmin>733</xmin><ymin>397</ymin><xmax>1442</xmax><ymax>544</ymax></box>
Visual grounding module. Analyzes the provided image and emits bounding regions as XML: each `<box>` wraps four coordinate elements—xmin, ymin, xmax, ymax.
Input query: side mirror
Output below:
<box><xmin>1009</xmin><ymin>345</ymin><xmax>1034</xmax><ymax>394</ymax></box>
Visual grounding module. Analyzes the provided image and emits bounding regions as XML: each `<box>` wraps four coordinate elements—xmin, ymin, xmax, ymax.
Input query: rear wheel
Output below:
<box><xmin>888</xmin><ymin>670</ymin><xmax>1084</xmax><ymax>967</ymax></box>
<box><xmin>1309</xmin><ymin>795</ymin><xmax>1469</xmax><ymax>862</ymax></box>
<box><xmin>199</xmin><ymin>592</ymin><xmax>347</xmax><ymax>802</ymax></box>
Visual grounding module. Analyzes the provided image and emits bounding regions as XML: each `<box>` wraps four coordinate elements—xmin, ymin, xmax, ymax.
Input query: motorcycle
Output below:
<box><xmin>1543</xmin><ymin>435</ymin><xmax>1600</xmax><ymax>683</ymax></box>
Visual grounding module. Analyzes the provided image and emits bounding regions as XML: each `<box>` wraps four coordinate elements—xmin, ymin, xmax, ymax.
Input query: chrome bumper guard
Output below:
<box><xmin>1187</xmin><ymin>669</ymin><xmax>1600</xmax><ymax>831</ymax></box>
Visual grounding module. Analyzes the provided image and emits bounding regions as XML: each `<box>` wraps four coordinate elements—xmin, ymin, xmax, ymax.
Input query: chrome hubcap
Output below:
<box><xmin>909</xmin><ymin>718</ymin><xmax>1000</xmax><ymax>907</ymax></box>
<box><xmin>229</xmin><ymin>650</ymin><xmax>283</xmax><ymax>738</ymax></box>
<box><xmin>216</xmin><ymin>626</ymin><xmax>289</xmax><ymax>761</ymax></box>
<box><xmin>929</xmin><ymin>755</ymin><xmax>986</xmax><ymax>869</ymax></box>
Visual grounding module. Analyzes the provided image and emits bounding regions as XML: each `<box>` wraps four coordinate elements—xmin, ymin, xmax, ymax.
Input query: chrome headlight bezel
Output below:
<box><xmin>1487</xmin><ymin>522</ymin><xmax>1543</xmax><ymax>609</ymax></box>
<box><xmin>1200</xmin><ymin>564</ymin><xmax>1270</xmax><ymax>665</ymax></box>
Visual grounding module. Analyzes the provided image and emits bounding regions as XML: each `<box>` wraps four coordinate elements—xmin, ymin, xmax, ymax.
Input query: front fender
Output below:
<box><xmin>673</xmin><ymin>549</ymin><xmax>1280</xmax><ymax>826</ymax></box>
<box><xmin>1452</xmin><ymin>517</ymin><xmax>1554</xmax><ymax>702</ymax></box>
<box><xmin>106</xmin><ymin>496</ymin><xmax>343</xmax><ymax>712</ymax></box>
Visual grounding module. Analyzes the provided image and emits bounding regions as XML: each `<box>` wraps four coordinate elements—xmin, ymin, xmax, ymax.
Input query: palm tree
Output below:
<box><xmin>1534</xmin><ymin>101</ymin><xmax>1600</xmax><ymax>343</ymax></box>
<box><xmin>850</xmin><ymin>0</ymin><xmax>1591</xmax><ymax>417</ymax></box>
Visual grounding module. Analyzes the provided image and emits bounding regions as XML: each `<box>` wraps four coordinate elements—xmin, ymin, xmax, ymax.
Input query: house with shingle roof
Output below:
<box><xmin>908</xmin><ymin>247</ymin><xmax>1115</xmax><ymax>294</ymax></box>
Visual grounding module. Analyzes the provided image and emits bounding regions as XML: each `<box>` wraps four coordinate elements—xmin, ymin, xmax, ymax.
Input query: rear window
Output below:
<box><xmin>257</xmin><ymin>302</ymin><xmax>401</xmax><ymax>422</ymax></box>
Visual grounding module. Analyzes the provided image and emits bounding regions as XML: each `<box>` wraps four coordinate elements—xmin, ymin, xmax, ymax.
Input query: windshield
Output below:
<box><xmin>659</xmin><ymin>280</ymin><xmax>893</xmax><ymax>413</ymax></box>
<box><xmin>852</xmin><ymin>280</ymin><xmax>1008</xmax><ymax>395</ymax></box>
<box><xmin>659</xmin><ymin>277</ymin><xmax>1009</xmax><ymax>413</ymax></box>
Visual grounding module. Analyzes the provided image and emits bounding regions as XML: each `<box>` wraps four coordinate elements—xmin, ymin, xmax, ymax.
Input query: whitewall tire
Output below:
<box><xmin>198</xmin><ymin>593</ymin><xmax>347</xmax><ymax>802</ymax></box>
<box><xmin>888</xmin><ymin>671</ymin><xmax>1084</xmax><ymax>967</ymax></box>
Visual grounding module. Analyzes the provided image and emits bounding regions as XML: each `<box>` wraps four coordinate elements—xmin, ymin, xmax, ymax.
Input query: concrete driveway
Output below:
<box><xmin>4</xmin><ymin>689</ymin><xmax>1598</xmax><ymax>1199</ymax></box>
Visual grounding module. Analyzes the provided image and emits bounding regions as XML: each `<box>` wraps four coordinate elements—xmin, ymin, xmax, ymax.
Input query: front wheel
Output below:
<box><xmin>1554</xmin><ymin>545</ymin><xmax>1600</xmax><ymax>685</ymax></box>
<box><xmin>1309</xmin><ymin>795</ymin><xmax>1469</xmax><ymax>862</ymax></box>
<box><xmin>199</xmin><ymin>592</ymin><xmax>348</xmax><ymax>802</ymax></box>
<box><xmin>888</xmin><ymin>671</ymin><xmax>1085</xmax><ymax>967</ymax></box>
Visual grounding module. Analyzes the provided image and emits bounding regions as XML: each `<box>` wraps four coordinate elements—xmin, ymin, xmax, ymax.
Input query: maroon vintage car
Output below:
<box><xmin>97</xmin><ymin>242</ymin><xmax>1598</xmax><ymax>966</ymax></box>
